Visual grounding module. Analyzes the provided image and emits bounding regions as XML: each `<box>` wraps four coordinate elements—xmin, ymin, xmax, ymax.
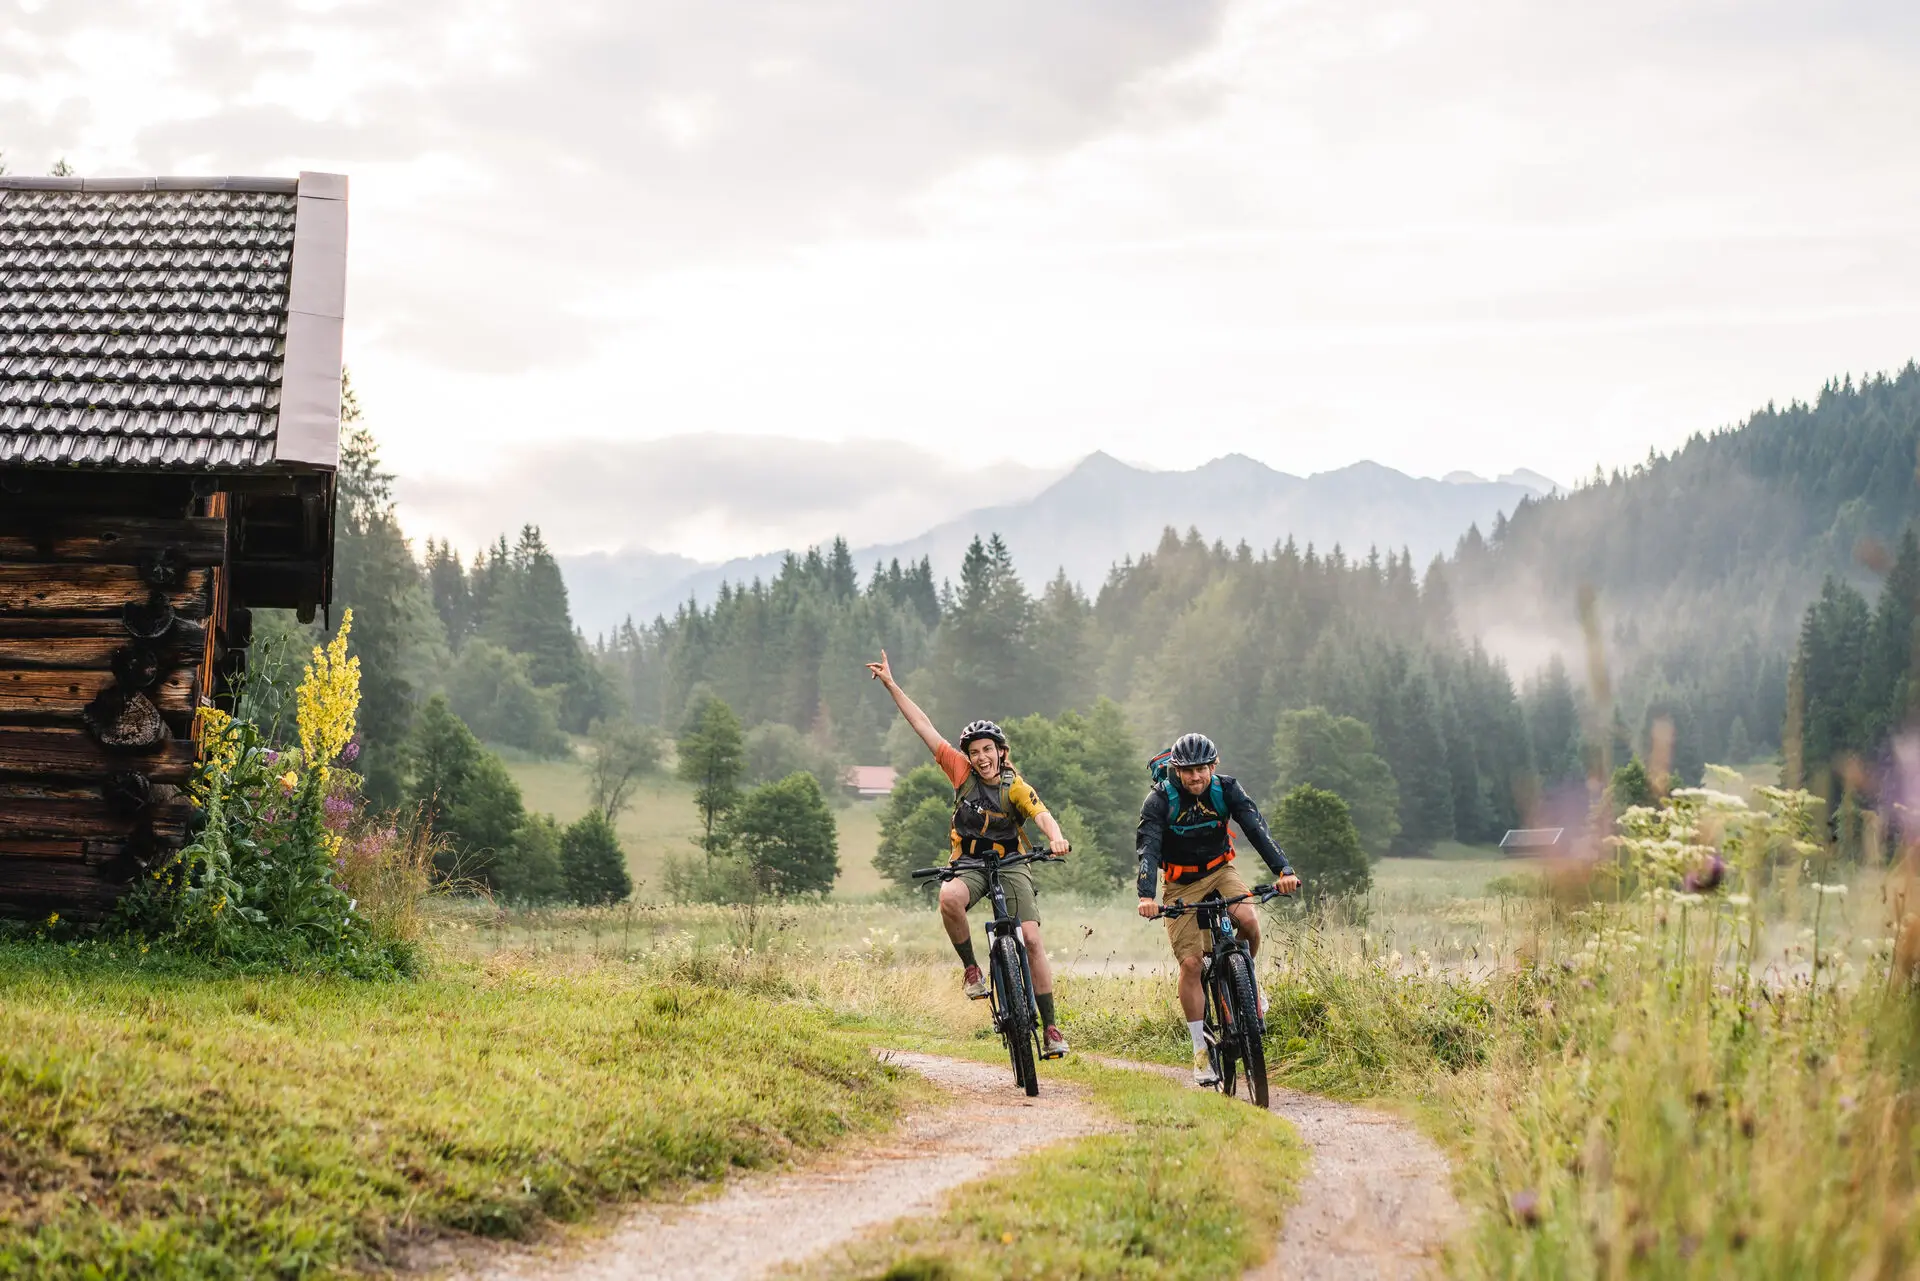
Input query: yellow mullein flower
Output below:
<box><xmin>297</xmin><ymin>608</ymin><xmax>362</xmax><ymax>779</ymax></box>
<box><xmin>191</xmin><ymin>706</ymin><xmax>240</xmax><ymax>801</ymax></box>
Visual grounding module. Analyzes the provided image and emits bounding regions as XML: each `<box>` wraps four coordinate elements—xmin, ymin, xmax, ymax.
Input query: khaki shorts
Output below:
<box><xmin>955</xmin><ymin>863</ymin><xmax>1040</xmax><ymax>924</ymax></box>
<box><xmin>1161</xmin><ymin>862</ymin><xmax>1250</xmax><ymax>962</ymax></box>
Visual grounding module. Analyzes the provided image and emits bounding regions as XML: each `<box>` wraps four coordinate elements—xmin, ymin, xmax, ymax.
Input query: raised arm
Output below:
<box><xmin>866</xmin><ymin>649</ymin><xmax>945</xmax><ymax>757</ymax></box>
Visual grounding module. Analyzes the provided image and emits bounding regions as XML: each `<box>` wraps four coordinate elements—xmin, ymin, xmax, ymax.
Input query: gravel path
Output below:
<box><xmin>445</xmin><ymin>1051</ymin><xmax>1110</xmax><ymax>1281</ymax></box>
<box><xmin>1096</xmin><ymin>1056</ymin><xmax>1464</xmax><ymax>1280</ymax></box>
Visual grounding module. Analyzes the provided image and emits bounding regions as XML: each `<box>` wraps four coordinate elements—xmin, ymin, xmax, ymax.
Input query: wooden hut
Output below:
<box><xmin>0</xmin><ymin>172</ymin><xmax>349</xmax><ymax>921</ymax></box>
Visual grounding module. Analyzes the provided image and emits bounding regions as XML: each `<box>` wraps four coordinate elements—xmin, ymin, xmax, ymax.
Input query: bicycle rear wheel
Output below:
<box><xmin>1220</xmin><ymin>950</ymin><xmax>1269</xmax><ymax>1108</ymax></box>
<box><xmin>993</xmin><ymin>936</ymin><xmax>1039</xmax><ymax>1096</ymax></box>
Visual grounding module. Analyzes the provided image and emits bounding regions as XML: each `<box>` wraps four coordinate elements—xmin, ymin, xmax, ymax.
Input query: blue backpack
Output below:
<box><xmin>1147</xmin><ymin>747</ymin><xmax>1227</xmax><ymax>836</ymax></box>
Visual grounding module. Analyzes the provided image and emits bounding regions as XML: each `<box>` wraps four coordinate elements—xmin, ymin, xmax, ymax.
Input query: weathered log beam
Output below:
<box><xmin>0</xmin><ymin>838</ymin><xmax>88</xmax><ymax>859</ymax></box>
<box><xmin>0</xmin><ymin>668</ymin><xmax>197</xmax><ymax>717</ymax></box>
<box><xmin>0</xmin><ymin>616</ymin><xmax>208</xmax><ymax>645</ymax></box>
<box><xmin>0</xmin><ymin>781</ymin><xmax>101</xmax><ymax>804</ymax></box>
<box><xmin>0</xmin><ymin>797</ymin><xmax>192</xmax><ymax>842</ymax></box>
<box><xmin>0</xmin><ymin>727</ymin><xmax>195</xmax><ymax>782</ymax></box>
<box><xmin>0</xmin><ymin>856</ymin><xmax>128</xmax><ymax>920</ymax></box>
<box><xmin>0</xmin><ymin>516</ymin><xmax>225</xmax><ymax>565</ymax></box>
<box><xmin>0</xmin><ymin>566</ymin><xmax>211</xmax><ymax>617</ymax></box>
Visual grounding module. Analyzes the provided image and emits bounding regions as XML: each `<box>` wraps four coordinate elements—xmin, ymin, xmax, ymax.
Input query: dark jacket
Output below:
<box><xmin>1136</xmin><ymin>772</ymin><xmax>1293</xmax><ymax>899</ymax></box>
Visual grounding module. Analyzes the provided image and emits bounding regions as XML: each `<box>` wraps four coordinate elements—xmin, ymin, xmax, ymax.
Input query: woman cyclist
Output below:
<box><xmin>869</xmin><ymin>649</ymin><xmax>1071</xmax><ymax>1058</ymax></box>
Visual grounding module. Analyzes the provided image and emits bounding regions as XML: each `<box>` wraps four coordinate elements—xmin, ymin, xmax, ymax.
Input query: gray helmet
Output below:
<box><xmin>1168</xmin><ymin>732</ymin><xmax>1218</xmax><ymax>767</ymax></box>
<box><xmin>957</xmin><ymin>719</ymin><xmax>1009</xmax><ymax>752</ymax></box>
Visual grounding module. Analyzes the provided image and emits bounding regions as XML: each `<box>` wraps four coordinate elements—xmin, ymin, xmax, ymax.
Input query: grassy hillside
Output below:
<box><xmin>500</xmin><ymin>756</ymin><xmax>887</xmax><ymax>899</ymax></box>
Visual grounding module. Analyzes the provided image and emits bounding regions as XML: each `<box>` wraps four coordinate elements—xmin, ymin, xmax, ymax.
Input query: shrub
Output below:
<box><xmin>1272</xmin><ymin>707</ymin><xmax>1401</xmax><ymax>858</ymax></box>
<box><xmin>1273</xmin><ymin>784</ymin><xmax>1371</xmax><ymax>900</ymax></box>
<box><xmin>404</xmin><ymin>694</ymin><xmax>529</xmax><ymax>888</ymax></box>
<box><xmin>494</xmin><ymin>813</ymin><xmax>567</xmax><ymax>905</ymax></box>
<box><xmin>561</xmin><ymin>811</ymin><xmax>632</xmax><ymax>905</ymax></box>
<box><xmin>725</xmin><ymin>772</ymin><xmax>839</xmax><ymax>896</ymax></box>
<box><xmin>874</xmin><ymin>765</ymin><xmax>956</xmax><ymax>888</ymax></box>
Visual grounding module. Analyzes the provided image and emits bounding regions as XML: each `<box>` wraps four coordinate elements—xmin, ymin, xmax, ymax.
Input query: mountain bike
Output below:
<box><xmin>1153</xmin><ymin>883</ymin><xmax>1294</xmax><ymax>1108</ymax></box>
<box><xmin>913</xmin><ymin>851</ymin><xmax>1062</xmax><ymax>1097</ymax></box>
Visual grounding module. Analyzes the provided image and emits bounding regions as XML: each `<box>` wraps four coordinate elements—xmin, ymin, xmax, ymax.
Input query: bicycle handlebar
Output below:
<box><xmin>910</xmin><ymin>851</ymin><xmax>1067</xmax><ymax>881</ymax></box>
<box><xmin>1151</xmin><ymin>882</ymin><xmax>1300</xmax><ymax>919</ymax></box>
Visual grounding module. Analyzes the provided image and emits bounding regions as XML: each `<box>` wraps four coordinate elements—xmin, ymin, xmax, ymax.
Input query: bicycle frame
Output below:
<box><xmin>1152</xmin><ymin>884</ymin><xmax>1293</xmax><ymax>1106</ymax></box>
<box><xmin>913</xmin><ymin>851</ymin><xmax>1061</xmax><ymax>1093</ymax></box>
<box><xmin>979</xmin><ymin>860</ymin><xmax>1037</xmax><ymax>1034</ymax></box>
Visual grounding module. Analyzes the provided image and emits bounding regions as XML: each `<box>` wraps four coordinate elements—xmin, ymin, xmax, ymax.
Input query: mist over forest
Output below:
<box><xmin>311</xmin><ymin>362</ymin><xmax>1920</xmax><ymax>881</ymax></box>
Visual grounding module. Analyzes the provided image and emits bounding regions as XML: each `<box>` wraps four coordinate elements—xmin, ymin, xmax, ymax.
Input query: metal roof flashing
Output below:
<box><xmin>274</xmin><ymin>172</ymin><xmax>349</xmax><ymax>470</ymax></box>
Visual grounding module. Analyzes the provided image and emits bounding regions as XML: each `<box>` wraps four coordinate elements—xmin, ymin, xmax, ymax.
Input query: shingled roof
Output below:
<box><xmin>0</xmin><ymin>172</ymin><xmax>347</xmax><ymax>472</ymax></box>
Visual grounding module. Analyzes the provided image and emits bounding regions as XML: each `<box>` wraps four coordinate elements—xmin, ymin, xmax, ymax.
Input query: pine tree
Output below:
<box><xmin>424</xmin><ymin>540</ymin><xmax>472</xmax><ymax>650</ymax></box>
<box><xmin>930</xmin><ymin>534</ymin><xmax>1033</xmax><ymax>721</ymax></box>
<box><xmin>1524</xmin><ymin>656</ymin><xmax>1584</xmax><ymax>787</ymax></box>
<box><xmin>330</xmin><ymin>385</ymin><xmax>449</xmax><ymax>805</ymax></box>
<box><xmin>677</xmin><ymin>694</ymin><xmax>745</xmax><ymax>857</ymax></box>
<box><xmin>1393</xmin><ymin>674</ymin><xmax>1455</xmax><ymax>852</ymax></box>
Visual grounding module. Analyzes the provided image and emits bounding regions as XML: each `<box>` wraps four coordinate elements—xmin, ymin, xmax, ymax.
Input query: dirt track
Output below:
<box><xmin>447</xmin><ymin>1051</ymin><xmax>1110</xmax><ymax>1281</ymax></box>
<box><xmin>1097</xmin><ymin>1056</ymin><xmax>1464</xmax><ymax>1280</ymax></box>
<box><xmin>450</xmin><ymin>1050</ymin><xmax>1462</xmax><ymax>1281</ymax></box>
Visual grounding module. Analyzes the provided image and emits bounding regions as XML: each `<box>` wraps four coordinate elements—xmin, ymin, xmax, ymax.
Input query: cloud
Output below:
<box><xmin>391</xmin><ymin>434</ymin><xmax>1065</xmax><ymax>559</ymax></box>
<box><xmin>4</xmin><ymin>0</ymin><xmax>1915</xmax><ymax>492</ymax></box>
<box><xmin>3</xmin><ymin>0</ymin><xmax>1229</xmax><ymax>370</ymax></box>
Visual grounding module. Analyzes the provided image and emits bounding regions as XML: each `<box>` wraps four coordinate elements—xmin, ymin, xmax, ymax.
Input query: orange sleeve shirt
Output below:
<box><xmin>934</xmin><ymin>742</ymin><xmax>1049</xmax><ymax>820</ymax></box>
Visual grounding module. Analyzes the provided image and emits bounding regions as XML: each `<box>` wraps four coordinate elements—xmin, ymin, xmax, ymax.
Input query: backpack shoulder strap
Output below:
<box><xmin>1209</xmin><ymin>777</ymin><xmax>1226</xmax><ymax>817</ymax></box>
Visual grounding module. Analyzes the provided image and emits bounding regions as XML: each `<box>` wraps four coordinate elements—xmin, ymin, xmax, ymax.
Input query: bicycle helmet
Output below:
<box><xmin>957</xmin><ymin>719</ymin><xmax>1009</xmax><ymax>752</ymax></box>
<box><xmin>1168</xmin><ymin>732</ymin><xmax>1218</xmax><ymax>767</ymax></box>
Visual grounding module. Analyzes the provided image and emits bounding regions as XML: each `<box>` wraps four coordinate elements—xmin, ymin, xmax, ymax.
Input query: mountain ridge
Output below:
<box><xmin>563</xmin><ymin>453</ymin><xmax>1555</xmax><ymax>635</ymax></box>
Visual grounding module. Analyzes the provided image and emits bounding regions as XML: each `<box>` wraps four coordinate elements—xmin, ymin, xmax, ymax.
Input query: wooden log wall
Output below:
<box><xmin>0</xmin><ymin>476</ymin><xmax>223</xmax><ymax>921</ymax></box>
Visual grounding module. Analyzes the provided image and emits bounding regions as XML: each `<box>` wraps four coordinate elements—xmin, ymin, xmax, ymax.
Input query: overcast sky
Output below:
<box><xmin>5</xmin><ymin>0</ymin><xmax>1917</xmax><ymax>559</ymax></box>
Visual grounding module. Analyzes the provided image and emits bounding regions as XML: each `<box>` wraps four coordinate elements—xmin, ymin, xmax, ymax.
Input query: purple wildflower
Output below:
<box><xmin>263</xmin><ymin>749</ymin><xmax>279</xmax><ymax>764</ymax></box>
<box><xmin>339</xmin><ymin>735</ymin><xmax>362</xmax><ymax>765</ymax></box>
<box><xmin>1509</xmin><ymin>1189</ymin><xmax>1541</xmax><ymax>1226</ymax></box>
<box><xmin>322</xmin><ymin>792</ymin><xmax>356</xmax><ymax>831</ymax></box>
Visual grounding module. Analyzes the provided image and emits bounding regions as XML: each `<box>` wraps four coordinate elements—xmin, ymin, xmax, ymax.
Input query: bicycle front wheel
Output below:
<box><xmin>993</xmin><ymin>937</ymin><xmax>1039</xmax><ymax>1097</ymax></box>
<box><xmin>1220</xmin><ymin>949</ymin><xmax>1269</xmax><ymax>1108</ymax></box>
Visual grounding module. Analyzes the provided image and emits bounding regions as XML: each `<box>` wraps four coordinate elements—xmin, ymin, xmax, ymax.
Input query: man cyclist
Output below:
<box><xmin>1136</xmin><ymin>732</ymin><xmax>1300</xmax><ymax>1086</ymax></box>
<box><xmin>868</xmin><ymin>649</ymin><xmax>1072</xmax><ymax>1059</ymax></box>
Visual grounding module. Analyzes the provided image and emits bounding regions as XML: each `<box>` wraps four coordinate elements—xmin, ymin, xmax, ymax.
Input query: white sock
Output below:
<box><xmin>1188</xmin><ymin>1019</ymin><xmax>1208</xmax><ymax>1054</ymax></box>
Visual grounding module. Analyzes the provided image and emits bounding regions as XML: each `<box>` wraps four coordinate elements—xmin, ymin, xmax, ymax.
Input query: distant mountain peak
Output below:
<box><xmin>1443</xmin><ymin>469</ymin><xmax>1490</xmax><ymax>485</ymax></box>
<box><xmin>1498</xmin><ymin>468</ymin><xmax>1564</xmax><ymax>496</ymax></box>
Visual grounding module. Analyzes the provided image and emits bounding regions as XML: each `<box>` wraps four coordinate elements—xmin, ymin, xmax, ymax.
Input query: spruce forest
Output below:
<box><xmin>319</xmin><ymin>363</ymin><xmax>1920</xmax><ymax>885</ymax></box>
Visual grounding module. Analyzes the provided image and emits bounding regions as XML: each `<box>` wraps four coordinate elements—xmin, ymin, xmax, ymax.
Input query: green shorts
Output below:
<box><xmin>954</xmin><ymin>863</ymin><xmax>1040</xmax><ymax>924</ymax></box>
